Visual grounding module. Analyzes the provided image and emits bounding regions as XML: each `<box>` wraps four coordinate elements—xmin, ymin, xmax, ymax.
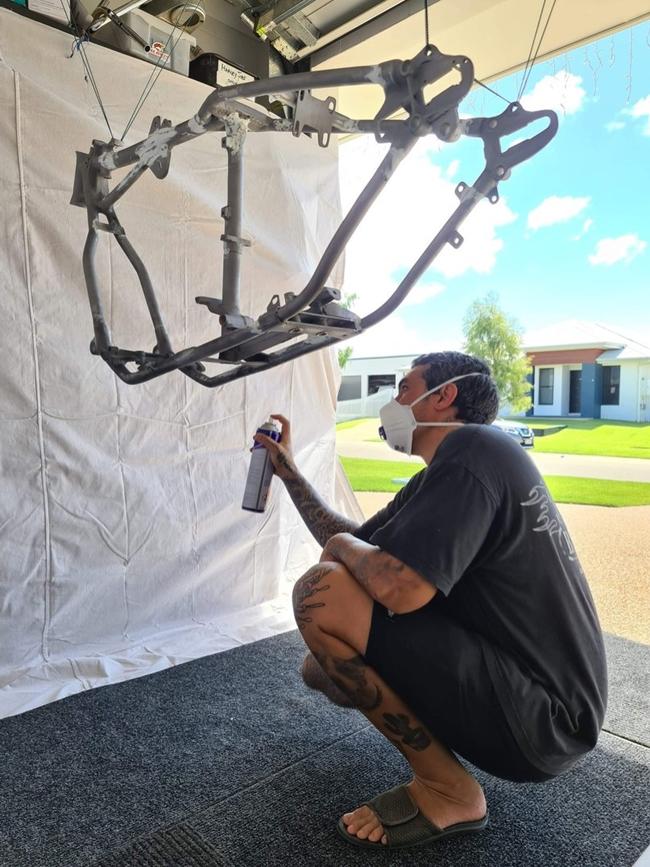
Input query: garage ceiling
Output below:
<box><xmin>235</xmin><ymin>0</ymin><xmax>650</xmax><ymax>119</ymax></box>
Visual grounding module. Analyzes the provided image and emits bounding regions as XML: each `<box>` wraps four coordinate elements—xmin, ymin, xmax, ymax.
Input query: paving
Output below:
<box><xmin>530</xmin><ymin>452</ymin><xmax>650</xmax><ymax>482</ymax></box>
<box><xmin>337</xmin><ymin>438</ymin><xmax>650</xmax><ymax>482</ymax></box>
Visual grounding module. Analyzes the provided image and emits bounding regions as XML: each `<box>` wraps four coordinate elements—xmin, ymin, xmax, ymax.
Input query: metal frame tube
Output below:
<box><xmin>82</xmin><ymin>227</ymin><xmax>112</xmax><ymax>352</ymax></box>
<box><xmin>99</xmin><ymin>163</ymin><xmax>148</xmax><ymax>210</ymax></box>
<box><xmin>196</xmin><ymin>62</ymin><xmax>400</xmax><ymax>123</ymax></box>
<box><xmin>113</xmin><ymin>232</ymin><xmax>173</xmax><ymax>354</ymax></box>
<box><xmin>220</xmin><ymin>119</ymin><xmax>246</xmax><ymax>317</ymax></box>
<box><xmin>259</xmin><ymin>136</ymin><xmax>416</xmax><ymax>328</ymax></box>
<box><xmin>72</xmin><ymin>46</ymin><xmax>557</xmax><ymax>389</ymax></box>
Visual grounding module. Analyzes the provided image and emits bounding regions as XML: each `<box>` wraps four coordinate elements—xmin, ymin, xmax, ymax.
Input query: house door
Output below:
<box><xmin>641</xmin><ymin>366</ymin><xmax>650</xmax><ymax>423</ymax></box>
<box><xmin>569</xmin><ymin>370</ymin><xmax>582</xmax><ymax>414</ymax></box>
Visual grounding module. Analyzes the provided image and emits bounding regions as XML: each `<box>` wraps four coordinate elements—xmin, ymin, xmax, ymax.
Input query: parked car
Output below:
<box><xmin>492</xmin><ymin>418</ymin><xmax>535</xmax><ymax>448</ymax></box>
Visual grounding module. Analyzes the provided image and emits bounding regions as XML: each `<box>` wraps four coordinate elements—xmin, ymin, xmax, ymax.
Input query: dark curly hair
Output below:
<box><xmin>412</xmin><ymin>351</ymin><xmax>499</xmax><ymax>425</ymax></box>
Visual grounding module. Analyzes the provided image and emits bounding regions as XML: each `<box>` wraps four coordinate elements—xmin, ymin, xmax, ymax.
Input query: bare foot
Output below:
<box><xmin>341</xmin><ymin>776</ymin><xmax>487</xmax><ymax>845</ymax></box>
<box><xmin>301</xmin><ymin>653</ymin><xmax>353</xmax><ymax>707</ymax></box>
<box><xmin>341</xmin><ymin>804</ymin><xmax>388</xmax><ymax>845</ymax></box>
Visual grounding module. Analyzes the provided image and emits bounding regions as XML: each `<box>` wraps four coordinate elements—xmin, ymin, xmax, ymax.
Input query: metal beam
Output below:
<box><xmin>305</xmin><ymin>0</ymin><xmax>435</xmax><ymax>66</ymax></box>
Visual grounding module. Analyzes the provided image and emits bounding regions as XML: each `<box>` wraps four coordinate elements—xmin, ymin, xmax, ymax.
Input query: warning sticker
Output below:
<box><xmin>149</xmin><ymin>41</ymin><xmax>170</xmax><ymax>64</ymax></box>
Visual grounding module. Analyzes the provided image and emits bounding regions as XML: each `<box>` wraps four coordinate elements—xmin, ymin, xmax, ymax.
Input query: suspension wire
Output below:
<box><xmin>61</xmin><ymin>0</ymin><xmax>115</xmax><ymax>140</ymax></box>
<box><xmin>518</xmin><ymin>0</ymin><xmax>560</xmax><ymax>101</ymax></box>
<box><xmin>120</xmin><ymin>0</ymin><xmax>193</xmax><ymax>141</ymax></box>
<box><xmin>520</xmin><ymin>0</ymin><xmax>559</xmax><ymax>97</ymax></box>
<box><xmin>521</xmin><ymin>0</ymin><xmax>559</xmax><ymax>97</ymax></box>
<box><xmin>62</xmin><ymin>0</ymin><xmax>193</xmax><ymax>147</ymax></box>
<box><xmin>517</xmin><ymin>0</ymin><xmax>547</xmax><ymax>101</ymax></box>
<box><xmin>79</xmin><ymin>45</ymin><xmax>115</xmax><ymax>139</ymax></box>
<box><xmin>423</xmin><ymin>0</ymin><xmax>430</xmax><ymax>47</ymax></box>
<box><xmin>474</xmin><ymin>77</ymin><xmax>511</xmax><ymax>105</ymax></box>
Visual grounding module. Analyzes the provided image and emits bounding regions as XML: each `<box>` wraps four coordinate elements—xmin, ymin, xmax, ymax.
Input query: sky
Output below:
<box><xmin>338</xmin><ymin>22</ymin><xmax>650</xmax><ymax>358</ymax></box>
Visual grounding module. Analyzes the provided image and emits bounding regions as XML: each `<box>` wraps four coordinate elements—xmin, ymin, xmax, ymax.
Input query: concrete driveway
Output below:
<box><xmin>336</xmin><ymin>427</ymin><xmax>650</xmax><ymax>483</ymax></box>
<box><xmin>530</xmin><ymin>452</ymin><xmax>650</xmax><ymax>482</ymax></box>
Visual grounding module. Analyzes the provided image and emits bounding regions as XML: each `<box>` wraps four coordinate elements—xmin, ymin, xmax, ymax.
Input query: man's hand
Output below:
<box><xmin>253</xmin><ymin>417</ymin><xmax>359</xmax><ymax>546</ymax></box>
<box><xmin>319</xmin><ymin>532</ymin><xmax>437</xmax><ymax>614</ymax></box>
<box><xmin>254</xmin><ymin>414</ymin><xmax>298</xmax><ymax>480</ymax></box>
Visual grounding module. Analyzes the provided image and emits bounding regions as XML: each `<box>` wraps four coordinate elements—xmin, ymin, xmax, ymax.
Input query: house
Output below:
<box><xmin>523</xmin><ymin>321</ymin><xmax>650</xmax><ymax>423</ymax></box>
<box><xmin>336</xmin><ymin>321</ymin><xmax>650</xmax><ymax>422</ymax></box>
<box><xmin>337</xmin><ymin>355</ymin><xmax>416</xmax><ymax>421</ymax></box>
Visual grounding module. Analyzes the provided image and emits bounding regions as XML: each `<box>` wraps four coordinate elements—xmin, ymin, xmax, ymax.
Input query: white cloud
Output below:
<box><xmin>588</xmin><ymin>234</ymin><xmax>647</xmax><ymax>266</ymax></box>
<box><xmin>402</xmin><ymin>281</ymin><xmax>446</xmax><ymax>307</ymax></box>
<box><xmin>520</xmin><ymin>71</ymin><xmax>586</xmax><ymax>116</ymax></box>
<box><xmin>338</xmin><ymin>137</ymin><xmax>517</xmax><ymax>318</ymax></box>
<box><xmin>571</xmin><ymin>217</ymin><xmax>593</xmax><ymax>241</ymax></box>
<box><xmin>348</xmin><ymin>315</ymin><xmax>437</xmax><ymax>359</ymax></box>
<box><xmin>626</xmin><ymin>95</ymin><xmax>650</xmax><ymax>135</ymax></box>
<box><xmin>605</xmin><ymin>120</ymin><xmax>625</xmax><ymax>132</ymax></box>
<box><xmin>446</xmin><ymin>159</ymin><xmax>460</xmax><ymax>178</ymax></box>
<box><xmin>527</xmin><ymin>195</ymin><xmax>590</xmax><ymax>230</ymax></box>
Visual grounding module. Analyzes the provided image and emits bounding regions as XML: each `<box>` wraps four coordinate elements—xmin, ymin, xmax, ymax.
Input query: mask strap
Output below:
<box><xmin>416</xmin><ymin>421</ymin><xmax>465</xmax><ymax>428</ymax></box>
<box><xmin>410</xmin><ymin>371</ymin><xmax>483</xmax><ymax>407</ymax></box>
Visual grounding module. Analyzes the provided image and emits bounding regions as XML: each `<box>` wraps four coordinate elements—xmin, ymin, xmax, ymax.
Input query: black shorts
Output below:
<box><xmin>364</xmin><ymin>597</ymin><xmax>556</xmax><ymax>783</ymax></box>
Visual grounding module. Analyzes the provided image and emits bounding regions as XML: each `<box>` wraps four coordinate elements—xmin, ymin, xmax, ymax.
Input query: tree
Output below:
<box><xmin>337</xmin><ymin>292</ymin><xmax>358</xmax><ymax>369</ymax></box>
<box><xmin>462</xmin><ymin>293</ymin><xmax>532</xmax><ymax>413</ymax></box>
<box><xmin>338</xmin><ymin>344</ymin><xmax>354</xmax><ymax>369</ymax></box>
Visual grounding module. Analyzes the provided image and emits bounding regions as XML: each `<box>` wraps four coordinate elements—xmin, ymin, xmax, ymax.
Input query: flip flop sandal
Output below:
<box><xmin>336</xmin><ymin>784</ymin><xmax>489</xmax><ymax>850</ymax></box>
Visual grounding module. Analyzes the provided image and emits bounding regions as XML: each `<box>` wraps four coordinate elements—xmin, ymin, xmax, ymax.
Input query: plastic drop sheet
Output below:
<box><xmin>0</xmin><ymin>9</ymin><xmax>364</xmax><ymax>719</ymax></box>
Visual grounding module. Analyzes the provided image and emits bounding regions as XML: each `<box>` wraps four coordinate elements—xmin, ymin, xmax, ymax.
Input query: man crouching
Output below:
<box><xmin>255</xmin><ymin>351</ymin><xmax>607</xmax><ymax>851</ymax></box>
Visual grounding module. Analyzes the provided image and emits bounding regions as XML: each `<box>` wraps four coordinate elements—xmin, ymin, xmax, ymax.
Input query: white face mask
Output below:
<box><xmin>379</xmin><ymin>372</ymin><xmax>483</xmax><ymax>455</ymax></box>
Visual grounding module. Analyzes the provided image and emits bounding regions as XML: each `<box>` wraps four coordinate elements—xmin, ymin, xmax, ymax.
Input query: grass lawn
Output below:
<box><xmin>511</xmin><ymin>419</ymin><xmax>650</xmax><ymax>459</ymax></box>
<box><xmin>338</xmin><ymin>417</ymin><xmax>650</xmax><ymax>459</ymax></box>
<box><xmin>335</xmin><ymin>419</ymin><xmax>368</xmax><ymax>432</ymax></box>
<box><xmin>340</xmin><ymin>457</ymin><xmax>423</xmax><ymax>492</ymax></box>
<box><xmin>543</xmin><ymin>476</ymin><xmax>650</xmax><ymax>507</ymax></box>
<box><xmin>339</xmin><ymin>457</ymin><xmax>650</xmax><ymax>507</ymax></box>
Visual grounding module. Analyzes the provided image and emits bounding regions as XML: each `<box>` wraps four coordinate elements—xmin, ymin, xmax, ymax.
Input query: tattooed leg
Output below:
<box><xmin>292</xmin><ymin>560</ymin><xmax>486</xmax><ymax>845</ymax></box>
<box><xmin>292</xmin><ymin>563</ymin><xmax>334</xmax><ymax>631</ymax></box>
<box><xmin>301</xmin><ymin>653</ymin><xmax>353</xmax><ymax>708</ymax></box>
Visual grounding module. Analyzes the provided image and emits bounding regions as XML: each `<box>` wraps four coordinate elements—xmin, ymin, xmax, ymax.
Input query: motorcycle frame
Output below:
<box><xmin>71</xmin><ymin>45</ymin><xmax>558</xmax><ymax>387</ymax></box>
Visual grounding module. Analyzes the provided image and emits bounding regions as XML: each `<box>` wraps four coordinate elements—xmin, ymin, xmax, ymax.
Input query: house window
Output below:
<box><xmin>338</xmin><ymin>375</ymin><xmax>361</xmax><ymax>401</ymax></box>
<box><xmin>538</xmin><ymin>368</ymin><xmax>554</xmax><ymax>405</ymax></box>
<box><xmin>367</xmin><ymin>374</ymin><xmax>396</xmax><ymax>396</ymax></box>
<box><xmin>601</xmin><ymin>366</ymin><xmax>620</xmax><ymax>405</ymax></box>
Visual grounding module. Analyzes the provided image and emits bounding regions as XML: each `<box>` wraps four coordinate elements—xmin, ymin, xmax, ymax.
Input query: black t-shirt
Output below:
<box><xmin>354</xmin><ymin>424</ymin><xmax>608</xmax><ymax>775</ymax></box>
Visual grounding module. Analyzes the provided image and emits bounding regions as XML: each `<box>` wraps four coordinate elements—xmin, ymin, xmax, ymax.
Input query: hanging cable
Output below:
<box><xmin>61</xmin><ymin>0</ymin><xmax>115</xmax><ymax>140</ymax></box>
<box><xmin>77</xmin><ymin>42</ymin><xmax>116</xmax><ymax>140</ymax></box>
<box><xmin>62</xmin><ymin>0</ymin><xmax>193</xmax><ymax>144</ymax></box>
<box><xmin>517</xmin><ymin>0</ymin><xmax>547</xmax><ymax>101</ymax></box>
<box><xmin>474</xmin><ymin>77</ymin><xmax>511</xmax><ymax>105</ymax></box>
<box><xmin>521</xmin><ymin>0</ymin><xmax>559</xmax><ymax>97</ymax></box>
<box><xmin>425</xmin><ymin>0</ymin><xmax>512</xmax><ymax>116</ymax></box>
<box><xmin>120</xmin><ymin>0</ymin><xmax>193</xmax><ymax>141</ymax></box>
<box><xmin>120</xmin><ymin>24</ymin><xmax>188</xmax><ymax>140</ymax></box>
<box><xmin>517</xmin><ymin>0</ymin><xmax>560</xmax><ymax>102</ymax></box>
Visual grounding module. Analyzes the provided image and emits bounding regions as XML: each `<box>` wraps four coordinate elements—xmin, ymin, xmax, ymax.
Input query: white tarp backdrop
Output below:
<box><xmin>0</xmin><ymin>9</ymin><xmax>363</xmax><ymax>718</ymax></box>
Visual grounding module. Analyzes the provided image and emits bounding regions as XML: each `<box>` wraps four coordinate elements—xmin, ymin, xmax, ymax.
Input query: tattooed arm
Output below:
<box><xmin>283</xmin><ymin>471</ymin><xmax>360</xmax><ymax>546</ymax></box>
<box><xmin>254</xmin><ymin>414</ymin><xmax>359</xmax><ymax>547</ymax></box>
<box><xmin>321</xmin><ymin>532</ymin><xmax>436</xmax><ymax>614</ymax></box>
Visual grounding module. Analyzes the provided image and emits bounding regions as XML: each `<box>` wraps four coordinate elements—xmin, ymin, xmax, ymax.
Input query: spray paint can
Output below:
<box><xmin>242</xmin><ymin>418</ymin><xmax>281</xmax><ymax>512</ymax></box>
